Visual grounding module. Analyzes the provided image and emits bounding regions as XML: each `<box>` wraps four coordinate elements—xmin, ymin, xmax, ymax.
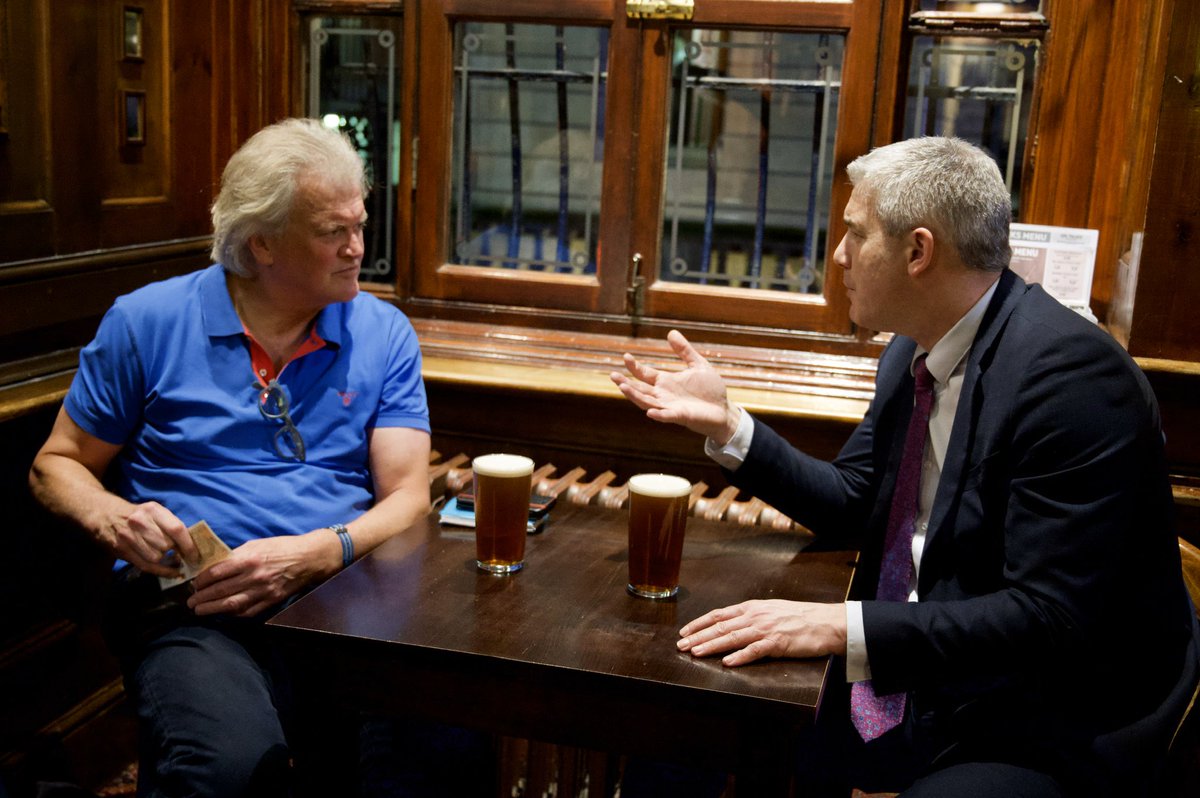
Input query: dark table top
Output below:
<box><xmin>267</xmin><ymin>502</ymin><xmax>857</xmax><ymax>767</ymax></box>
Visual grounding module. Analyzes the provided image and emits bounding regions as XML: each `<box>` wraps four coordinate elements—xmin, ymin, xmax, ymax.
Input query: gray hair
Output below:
<box><xmin>210</xmin><ymin>118</ymin><xmax>368</xmax><ymax>277</ymax></box>
<box><xmin>845</xmin><ymin>137</ymin><xmax>1011</xmax><ymax>272</ymax></box>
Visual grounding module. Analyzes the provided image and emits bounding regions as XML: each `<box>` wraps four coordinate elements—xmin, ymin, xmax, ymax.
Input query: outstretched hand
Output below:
<box><xmin>610</xmin><ymin>330</ymin><xmax>741</xmax><ymax>444</ymax></box>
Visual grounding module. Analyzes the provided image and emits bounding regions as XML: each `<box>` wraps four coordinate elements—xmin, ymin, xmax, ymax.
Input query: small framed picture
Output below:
<box><xmin>123</xmin><ymin>7</ymin><xmax>144</xmax><ymax>61</ymax></box>
<box><xmin>123</xmin><ymin>90</ymin><xmax>146</xmax><ymax>145</ymax></box>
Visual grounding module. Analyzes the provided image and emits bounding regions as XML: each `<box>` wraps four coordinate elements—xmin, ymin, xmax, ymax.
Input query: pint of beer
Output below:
<box><xmin>626</xmin><ymin>473</ymin><xmax>691</xmax><ymax>599</ymax></box>
<box><xmin>473</xmin><ymin>454</ymin><xmax>534</xmax><ymax>574</ymax></box>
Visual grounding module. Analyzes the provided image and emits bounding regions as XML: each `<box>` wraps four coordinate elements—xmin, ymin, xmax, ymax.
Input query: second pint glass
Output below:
<box><xmin>626</xmin><ymin>473</ymin><xmax>691</xmax><ymax>599</ymax></box>
<box><xmin>473</xmin><ymin>454</ymin><xmax>534</xmax><ymax>574</ymax></box>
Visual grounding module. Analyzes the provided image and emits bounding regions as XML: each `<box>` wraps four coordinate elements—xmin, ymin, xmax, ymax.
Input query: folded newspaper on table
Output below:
<box><xmin>158</xmin><ymin>520</ymin><xmax>231</xmax><ymax>590</ymax></box>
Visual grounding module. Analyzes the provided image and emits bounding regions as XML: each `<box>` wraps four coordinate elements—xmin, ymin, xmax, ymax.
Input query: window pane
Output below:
<box><xmin>450</xmin><ymin>23</ymin><xmax>606</xmax><ymax>275</ymax></box>
<box><xmin>904</xmin><ymin>37</ymin><xmax>1038</xmax><ymax>211</ymax></box>
<box><xmin>659</xmin><ymin>30</ymin><xmax>843</xmax><ymax>295</ymax></box>
<box><xmin>306</xmin><ymin>16</ymin><xmax>403</xmax><ymax>283</ymax></box>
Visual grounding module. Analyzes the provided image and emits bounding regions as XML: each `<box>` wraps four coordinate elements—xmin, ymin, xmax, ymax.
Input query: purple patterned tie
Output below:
<box><xmin>851</xmin><ymin>354</ymin><xmax>934</xmax><ymax>742</ymax></box>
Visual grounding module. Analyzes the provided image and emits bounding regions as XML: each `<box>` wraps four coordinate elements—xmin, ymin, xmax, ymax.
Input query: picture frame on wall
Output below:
<box><xmin>123</xmin><ymin>6</ymin><xmax>144</xmax><ymax>61</ymax></box>
<box><xmin>123</xmin><ymin>90</ymin><xmax>145</xmax><ymax>144</ymax></box>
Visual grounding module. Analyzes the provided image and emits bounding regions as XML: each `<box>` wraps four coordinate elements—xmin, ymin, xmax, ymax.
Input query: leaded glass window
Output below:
<box><xmin>450</xmin><ymin>23</ymin><xmax>607</xmax><ymax>276</ymax></box>
<box><xmin>659</xmin><ymin>30</ymin><xmax>843</xmax><ymax>295</ymax></box>
<box><xmin>305</xmin><ymin>15</ymin><xmax>403</xmax><ymax>282</ymax></box>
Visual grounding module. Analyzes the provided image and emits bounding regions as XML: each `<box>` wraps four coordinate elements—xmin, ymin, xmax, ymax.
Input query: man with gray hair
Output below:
<box><xmin>614</xmin><ymin>137</ymin><xmax>1199</xmax><ymax>796</ymax></box>
<box><xmin>30</xmin><ymin>118</ymin><xmax>433</xmax><ymax>796</ymax></box>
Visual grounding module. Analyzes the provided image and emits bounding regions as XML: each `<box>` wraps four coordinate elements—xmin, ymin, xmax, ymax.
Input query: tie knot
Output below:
<box><xmin>913</xmin><ymin>354</ymin><xmax>934</xmax><ymax>394</ymax></box>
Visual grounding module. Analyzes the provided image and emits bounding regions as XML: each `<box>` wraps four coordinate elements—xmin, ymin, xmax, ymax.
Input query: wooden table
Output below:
<box><xmin>267</xmin><ymin>503</ymin><xmax>857</xmax><ymax>793</ymax></box>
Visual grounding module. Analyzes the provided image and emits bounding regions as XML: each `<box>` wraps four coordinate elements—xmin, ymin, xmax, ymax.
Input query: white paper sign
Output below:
<box><xmin>1009</xmin><ymin>223</ymin><xmax>1099</xmax><ymax>319</ymax></box>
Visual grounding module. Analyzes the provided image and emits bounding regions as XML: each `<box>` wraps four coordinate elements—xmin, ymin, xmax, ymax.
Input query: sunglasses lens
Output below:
<box><xmin>274</xmin><ymin>423</ymin><xmax>306</xmax><ymax>462</ymax></box>
<box><xmin>259</xmin><ymin>381</ymin><xmax>305</xmax><ymax>461</ymax></box>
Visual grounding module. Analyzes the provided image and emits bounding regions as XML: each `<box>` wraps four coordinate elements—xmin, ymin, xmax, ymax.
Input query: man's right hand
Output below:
<box><xmin>610</xmin><ymin>330</ymin><xmax>741</xmax><ymax>445</ymax></box>
<box><xmin>105</xmin><ymin>501</ymin><xmax>199</xmax><ymax>577</ymax></box>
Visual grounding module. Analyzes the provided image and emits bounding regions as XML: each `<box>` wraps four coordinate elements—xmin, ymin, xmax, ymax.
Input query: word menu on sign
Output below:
<box><xmin>1009</xmin><ymin>223</ymin><xmax>1099</xmax><ymax>321</ymax></box>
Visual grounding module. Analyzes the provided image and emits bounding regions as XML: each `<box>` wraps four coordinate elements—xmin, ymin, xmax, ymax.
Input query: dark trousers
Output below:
<box><xmin>103</xmin><ymin>568</ymin><xmax>495</xmax><ymax>798</ymax></box>
<box><xmin>126</xmin><ymin>623</ymin><xmax>292</xmax><ymax>798</ymax></box>
<box><xmin>620</xmin><ymin>676</ymin><xmax>1067</xmax><ymax>798</ymax></box>
<box><xmin>104</xmin><ymin>568</ymin><xmax>296</xmax><ymax>798</ymax></box>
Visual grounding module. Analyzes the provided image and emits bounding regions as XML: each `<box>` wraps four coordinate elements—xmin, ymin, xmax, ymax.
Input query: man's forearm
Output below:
<box><xmin>30</xmin><ymin>452</ymin><xmax>135</xmax><ymax>548</ymax></box>
<box><xmin>337</xmin><ymin>483</ymin><xmax>430</xmax><ymax>563</ymax></box>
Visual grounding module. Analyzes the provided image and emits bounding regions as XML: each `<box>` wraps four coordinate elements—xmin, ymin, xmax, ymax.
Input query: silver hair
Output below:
<box><xmin>210</xmin><ymin>118</ymin><xmax>368</xmax><ymax>277</ymax></box>
<box><xmin>845</xmin><ymin>137</ymin><xmax>1012</xmax><ymax>272</ymax></box>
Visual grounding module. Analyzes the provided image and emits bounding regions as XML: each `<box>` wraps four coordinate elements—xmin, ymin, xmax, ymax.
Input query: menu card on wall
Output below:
<box><xmin>1009</xmin><ymin>223</ymin><xmax>1099</xmax><ymax>321</ymax></box>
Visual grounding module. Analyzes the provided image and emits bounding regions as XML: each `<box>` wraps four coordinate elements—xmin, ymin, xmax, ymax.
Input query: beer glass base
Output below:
<box><xmin>477</xmin><ymin>560</ymin><xmax>524</xmax><ymax>574</ymax></box>
<box><xmin>627</xmin><ymin>583</ymin><xmax>678</xmax><ymax>600</ymax></box>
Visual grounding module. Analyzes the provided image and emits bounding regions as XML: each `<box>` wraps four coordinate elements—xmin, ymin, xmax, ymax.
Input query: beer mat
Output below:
<box><xmin>158</xmin><ymin>520</ymin><xmax>232</xmax><ymax>590</ymax></box>
<box><xmin>437</xmin><ymin>497</ymin><xmax>548</xmax><ymax>534</ymax></box>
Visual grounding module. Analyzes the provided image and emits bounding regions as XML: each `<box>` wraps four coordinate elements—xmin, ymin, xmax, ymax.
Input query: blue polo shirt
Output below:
<box><xmin>65</xmin><ymin>264</ymin><xmax>430</xmax><ymax>551</ymax></box>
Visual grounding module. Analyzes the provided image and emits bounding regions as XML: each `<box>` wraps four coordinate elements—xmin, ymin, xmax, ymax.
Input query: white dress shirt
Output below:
<box><xmin>705</xmin><ymin>280</ymin><xmax>999</xmax><ymax>681</ymax></box>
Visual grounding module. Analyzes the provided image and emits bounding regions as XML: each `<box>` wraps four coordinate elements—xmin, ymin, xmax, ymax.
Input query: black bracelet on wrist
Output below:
<box><xmin>329</xmin><ymin>523</ymin><xmax>354</xmax><ymax>569</ymax></box>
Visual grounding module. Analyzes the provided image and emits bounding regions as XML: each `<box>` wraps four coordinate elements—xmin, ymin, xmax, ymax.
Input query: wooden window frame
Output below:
<box><xmin>411</xmin><ymin>0</ymin><xmax>623</xmax><ymax>319</ymax></box>
<box><xmin>630</xmin><ymin>2</ymin><xmax>880</xmax><ymax>337</ymax></box>
<box><xmin>407</xmin><ymin>0</ymin><xmax>890</xmax><ymax>354</ymax></box>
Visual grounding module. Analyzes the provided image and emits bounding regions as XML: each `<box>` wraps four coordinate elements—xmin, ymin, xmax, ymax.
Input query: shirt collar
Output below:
<box><xmin>199</xmin><ymin>263</ymin><xmax>346</xmax><ymax>348</ymax></box>
<box><xmin>311</xmin><ymin>301</ymin><xmax>345</xmax><ymax>348</ymax></box>
<box><xmin>200</xmin><ymin>265</ymin><xmax>244</xmax><ymax>338</ymax></box>
<box><xmin>914</xmin><ymin>278</ymin><xmax>1000</xmax><ymax>384</ymax></box>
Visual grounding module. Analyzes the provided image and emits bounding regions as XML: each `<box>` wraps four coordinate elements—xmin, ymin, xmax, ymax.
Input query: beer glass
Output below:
<box><xmin>473</xmin><ymin>454</ymin><xmax>534</xmax><ymax>574</ymax></box>
<box><xmin>626</xmin><ymin>473</ymin><xmax>691</xmax><ymax>599</ymax></box>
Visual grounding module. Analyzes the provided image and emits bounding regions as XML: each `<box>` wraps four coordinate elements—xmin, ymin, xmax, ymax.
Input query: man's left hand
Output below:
<box><xmin>678</xmin><ymin>599</ymin><xmax>848</xmax><ymax>666</ymax></box>
<box><xmin>187</xmin><ymin>533</ymin><xmax>332</xmax><ymax>617</ymax></box>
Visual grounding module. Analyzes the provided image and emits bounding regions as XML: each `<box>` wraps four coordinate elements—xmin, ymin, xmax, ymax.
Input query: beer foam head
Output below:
<box><xmin>473</xmin><ymin>453</ymin><xmax>534</xmax><ymax>477</ymax></box>
<box><xmin>628</xmin><ymin>473</ymin><xmax>691</xmax><ymax>498</ymax></box>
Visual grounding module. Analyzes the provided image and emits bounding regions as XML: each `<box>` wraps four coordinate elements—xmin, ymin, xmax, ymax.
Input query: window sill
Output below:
<box><xmin>413</xmin><ymin>318</ymin><xmax>877</xmax><ymax>424</ymax></box>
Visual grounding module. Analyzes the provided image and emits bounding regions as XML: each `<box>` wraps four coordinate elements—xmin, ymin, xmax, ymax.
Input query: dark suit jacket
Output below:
<box><xmin>730</xmin><ymin>270</ymin><xmax>1200</xmax><ymax>794</ymax></box>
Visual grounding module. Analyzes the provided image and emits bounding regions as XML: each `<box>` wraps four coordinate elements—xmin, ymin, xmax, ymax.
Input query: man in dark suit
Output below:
<box><xmin>612</xmin><ymin>137</ymin><xmax>1200</xmax><ymax>797</ymax></box>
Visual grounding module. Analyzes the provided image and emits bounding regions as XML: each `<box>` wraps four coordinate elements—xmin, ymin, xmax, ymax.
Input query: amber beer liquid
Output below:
<box><xmin>473</xmin><ymin>454</ymin><xmax>534</xmax><ymax>574</ymax></box>
<box><xmin>626</xmin><ymin>474</ymin><xmax>691</xmax><ymax>599</ymax></box>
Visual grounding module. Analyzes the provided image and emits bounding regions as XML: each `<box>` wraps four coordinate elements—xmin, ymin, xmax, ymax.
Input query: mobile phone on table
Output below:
<box><xmin>455</xmin><ymin>491</ymin><xmax>556</xmax><ymax>520</ymax></box>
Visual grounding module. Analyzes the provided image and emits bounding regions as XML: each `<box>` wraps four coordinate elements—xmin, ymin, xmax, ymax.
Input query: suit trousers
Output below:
<box><xmin>621</xmin><ymin>674</ymin><xmax>1067</xmax><ymax>798</ymax></box>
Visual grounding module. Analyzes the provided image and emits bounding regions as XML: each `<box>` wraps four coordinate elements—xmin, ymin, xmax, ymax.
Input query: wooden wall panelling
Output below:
<box><xmin>46</xmin><ymin>2</ymin><xmax>104</xmax><ymax>257</ymax></box>
<box><xmin>1021</xmin><ymin>0</ymin><xmax>1109</xmax><ymax>230</ymax></box>
<box><xmin>0</xmin><ymin>240</ymin><xmax>211</xmax><ymax>364</ymax></box>
<box><xmin>1</xmin><ymin>0</ymin><xmax>222</xmax><ymax>266</ymax></box>
<box><xmin>0</xmin><ymin>406</ymin><xmax>131</xmax><ymax>794</ymax></box>
<box><xmin>0</xmin><ymin>0</ymin><xmax>7</xmax><ymax>137</ymax></box>
<box><xmin>102</xmin><ymin>0</ymin><xmax>174</xmax><ymax>249</ymax></box>
<box><xmin>869</xmin><ymin>0</ymin><xmax>910</xmax><ymax>149</ymax></box>
<box><xmin>1126</xmin><ymin>0</ymin><xmax>1200</xmax><ymax>362</ymax></box>
<box><xmin>0</xmin><ymin>0</ymin><xmax>54</xmax><ymax>263</ymax></box>
<box><xmin>212</xmin><ymin>0</ymin><xmax>298</xmax><ymax>177</ymax></box>
<box><xmin>1143</xmin><ymin>365</ymin><xmax>1200</xmax><ymax>478</ymax></box>
<box><xmin>173</xmin><ymin>0</ymin><xmax>222</xmax><ymax>237</ymax></box>
<box><xmin>1085</xmin><ymin>0</ymin><xmax>1170</xmax><ymax>325</ymax></box>
<box><xmin>392</xmin><ymin>2</ymin><xmax>418</xmax><ymax>300</ymax></box>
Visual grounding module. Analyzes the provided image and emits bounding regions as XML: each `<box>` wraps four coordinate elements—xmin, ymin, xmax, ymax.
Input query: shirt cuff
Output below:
<box><xmin>845</xmin><ymin>600</ymin><xmax>871</xmax><ymax>682</ymax></box>
<box><xmin>703</xmin><ymin>407</ymin><xmax>753</xmax><ymax>471</ymax></box>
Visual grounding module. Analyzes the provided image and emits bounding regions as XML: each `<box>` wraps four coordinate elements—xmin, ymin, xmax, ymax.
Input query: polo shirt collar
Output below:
<box><xmin>200</xmin><ymin>264</ymin><xmax>244</xmax><ymax>338</ymax></box>
<box><xmin>199</xmin><ymin>264</ymin><xmax>347</xmax><ymax>348</ymax></box>
<box><xmin>312</xmin><ymin>301</ymin><xmax>345</xmax><ymax>348</ymax></box>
